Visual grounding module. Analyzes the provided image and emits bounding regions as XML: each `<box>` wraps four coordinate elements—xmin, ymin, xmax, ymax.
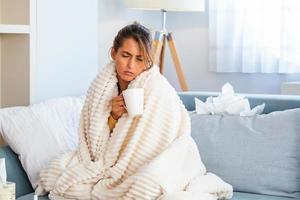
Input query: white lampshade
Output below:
<box><xmin>124</xmin><ymin>0</ymin><xmax>205</xmax><ymax>12</ymax></box>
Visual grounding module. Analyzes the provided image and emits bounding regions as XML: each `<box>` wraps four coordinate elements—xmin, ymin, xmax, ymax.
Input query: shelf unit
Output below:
<box><xmin>281</xmin><ymin>82</ymin><xmax>300</xmax><ymax>95</ymax></box>
<box><xmin>0</xmin><ymin>24</ymin><xmax>30</xmax><ymax>34</ymax></box>
<box><xmin>0</xmin><ymin>0</ymin><xmax>35</xmax><ymax>108</ymax></box>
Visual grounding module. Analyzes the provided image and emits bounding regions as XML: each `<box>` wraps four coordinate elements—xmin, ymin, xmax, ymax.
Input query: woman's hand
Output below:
<box><xmin>111</xmin><ymin>95</ymin><xmax>127</xmax><ymax>120</ymax></box>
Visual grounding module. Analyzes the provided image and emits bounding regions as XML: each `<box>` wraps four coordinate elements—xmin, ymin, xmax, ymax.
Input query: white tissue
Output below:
<box><xmin>240</xmin><ymin>103</ymin><xmax>265</xmax><ymax>116</ymax></box>
<box><xmin>195</xmin><ymin>83</ymin><xmax>265</xmax><ymax>116</ymax></box>
<box><xmin>0</xmin><ymin>158</ymin><xmax>7</xmax><ymax>185</ymax></box>
<box><xmin>195</xmin><ymin>98</ymin><xmax>210</xmax><ymax>114</ymax></box>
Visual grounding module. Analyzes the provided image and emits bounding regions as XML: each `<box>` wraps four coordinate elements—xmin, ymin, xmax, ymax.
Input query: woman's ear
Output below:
<box><xmin>111</xmin><ymin>48</ymin><xmax>116</xmax><ymax>60</ymax></box>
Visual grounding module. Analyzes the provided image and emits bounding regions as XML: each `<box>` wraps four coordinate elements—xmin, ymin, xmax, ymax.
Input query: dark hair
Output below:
<box><xmin>112</xmin><ymin>22</ymin><xmax>153</xmax><ymax>68</ymax></box>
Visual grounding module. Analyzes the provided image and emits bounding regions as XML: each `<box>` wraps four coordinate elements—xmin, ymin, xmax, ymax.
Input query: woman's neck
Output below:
<box><xmin>117</xmin><ymin>76</ymin><xmax>129</xmax><ymax>94</ymax></box>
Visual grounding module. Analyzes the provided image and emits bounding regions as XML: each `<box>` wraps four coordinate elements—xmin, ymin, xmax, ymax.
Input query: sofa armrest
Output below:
<box><xmin>0</xmin><ymin>146</ymin><xmax>34</xmax><ymax>198</ymax></box>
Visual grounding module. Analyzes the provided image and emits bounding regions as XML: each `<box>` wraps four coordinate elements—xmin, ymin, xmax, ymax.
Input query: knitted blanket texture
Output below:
<box><xmin>37</xmin><ymin>62</ymin><xmax>233</xmax><ymax>200</ymax></box>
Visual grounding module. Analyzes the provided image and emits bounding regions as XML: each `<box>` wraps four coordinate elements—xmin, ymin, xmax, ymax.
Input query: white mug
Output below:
<box><xmin>122</xmin><ymin>88</ymin><xmax>144</xmax><ymax>117</ymax></box>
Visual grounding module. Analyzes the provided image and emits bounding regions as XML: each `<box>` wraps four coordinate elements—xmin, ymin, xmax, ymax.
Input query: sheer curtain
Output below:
<box><xmin>209</xmin><ymin>0</ymin><xmax>300</xmax><ymax>73</ymax></box>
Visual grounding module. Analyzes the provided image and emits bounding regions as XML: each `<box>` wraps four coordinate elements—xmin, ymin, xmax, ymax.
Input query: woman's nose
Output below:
<box><xmin>127</xmin><ymin>58</ymin><xmax>134</xmax><ymax>69</ymax></box>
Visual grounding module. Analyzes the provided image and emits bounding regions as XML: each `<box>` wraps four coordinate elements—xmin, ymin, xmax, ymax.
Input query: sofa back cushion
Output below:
<box><xmin>190</xmin><ymin>108</ymin><xmax>300</xmax><ymax>198</ymax></box>
<box><xmin>179</xmin><ymin>92</ymin><xmax>300</xmax><ymax>113</ymax></box>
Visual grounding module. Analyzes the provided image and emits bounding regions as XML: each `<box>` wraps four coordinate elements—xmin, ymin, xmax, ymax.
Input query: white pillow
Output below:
<box><xmin>0</xmin><ymin>96</ymin><xmax>84</xmax><ymax>188</ymax></box>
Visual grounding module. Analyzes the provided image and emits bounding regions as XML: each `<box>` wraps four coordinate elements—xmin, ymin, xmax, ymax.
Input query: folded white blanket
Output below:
<box><xmin>37</xmin><ymin>62</ymin><xmax>233</xmax><ymax>199</ymax></box>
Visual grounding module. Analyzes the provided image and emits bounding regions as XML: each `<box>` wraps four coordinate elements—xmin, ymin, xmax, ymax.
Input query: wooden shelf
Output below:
<box><xmin>281</xmin><ymin>82</ymin><xmax>300</xmax><ymax>95</ymax></box>
<box><xmin>0</xmin><ymin>0</ymin><xmax>34</xmax><ymax>108</ymax></box>
<box><xmin>0</xmin><ymin>24</ymin><xmax>30</xmax><ymax>34</ymax></box>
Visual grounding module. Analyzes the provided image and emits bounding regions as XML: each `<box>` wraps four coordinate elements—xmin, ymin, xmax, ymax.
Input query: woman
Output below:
<box><xmin>108</xmin><ymin>22</ymin><xmax>153</xmax><ymax>132</ymax></box>
<box><xmin>37</xmin><ymin>22</ymin><xmax>232</xmax><ymax>200</ymax></box>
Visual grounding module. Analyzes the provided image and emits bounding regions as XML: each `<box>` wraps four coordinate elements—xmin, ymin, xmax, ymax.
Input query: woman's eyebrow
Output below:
<box><xmin>122</xmin><ymin>51</ymin><xmax>131</xmax><ymax>55</ymax></box>
<box><xmin>122</xmin><ymin>50</ymin><xmax>142</xmax><ymax>57</ymax></box>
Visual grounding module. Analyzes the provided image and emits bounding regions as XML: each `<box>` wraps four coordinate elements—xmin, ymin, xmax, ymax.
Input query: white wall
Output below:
<box><xmin>34</xmin><ymin>0</ymin><xmax>98</xmax><ymax>102</ymax></box>
<box><xmin>98</xmin><ymin>0</ymin><xmax>160</xmax><ymax>67</ymax></box>
<box><xmin>98</xmin><ymin>0</ymin><xmax>300</xmax><ymax>94</ymax></box>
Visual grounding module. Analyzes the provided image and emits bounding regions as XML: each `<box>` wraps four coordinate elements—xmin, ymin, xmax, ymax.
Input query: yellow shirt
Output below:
<box><xmin>108</xmin><ymin>115</ymin><xmax>117</xmax><ymax>133</ymax></box>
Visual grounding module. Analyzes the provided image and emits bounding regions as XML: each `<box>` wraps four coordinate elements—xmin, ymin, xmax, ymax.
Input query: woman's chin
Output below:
<box><xmin>120</xmin><ymin>75</ymin><xmax>135</xmax><ymax>82</ymax></box>
<box><xmin>119</xmin><ymin>78</ymin><xmax>132</xmax><ymax>83</ymax></box>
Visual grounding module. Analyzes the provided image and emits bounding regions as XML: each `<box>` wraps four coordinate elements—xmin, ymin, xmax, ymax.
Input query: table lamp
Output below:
<box><xmin>124</xmin><ymin>0</ymin><xmax>205</xmax><ymax>91</ymax></box>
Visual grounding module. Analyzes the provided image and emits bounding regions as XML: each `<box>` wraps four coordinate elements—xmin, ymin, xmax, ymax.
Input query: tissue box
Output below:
<box><xmin>0</xmin><ymin>182</ymin><xmax>15</xmax><ymax>200</ymax></box>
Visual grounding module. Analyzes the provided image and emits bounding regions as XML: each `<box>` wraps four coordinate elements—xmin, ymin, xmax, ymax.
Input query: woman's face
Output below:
<box><xmin>111</xmin><ymin>38</ymin><xmax>147</xmax><ymax>83</ymax></box>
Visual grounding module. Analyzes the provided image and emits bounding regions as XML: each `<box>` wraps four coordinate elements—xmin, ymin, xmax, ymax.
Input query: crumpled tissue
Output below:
<box><xmin>195</xmin><ymin>83</ymin><xmax>265</xmax><ymax>116</ymax></box>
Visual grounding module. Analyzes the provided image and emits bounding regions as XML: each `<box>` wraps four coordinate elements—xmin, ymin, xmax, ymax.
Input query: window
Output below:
<box><xmin>209</xmin><ymin>0</ymin><xmax>300</xmax><ymax>73</ymax></box>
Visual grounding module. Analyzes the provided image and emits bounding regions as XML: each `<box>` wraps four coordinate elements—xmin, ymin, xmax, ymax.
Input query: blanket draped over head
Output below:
<box><xmin>37</xmin><ymin>62</ymin><xmax>233</xmax><ymax>200</ymax></box>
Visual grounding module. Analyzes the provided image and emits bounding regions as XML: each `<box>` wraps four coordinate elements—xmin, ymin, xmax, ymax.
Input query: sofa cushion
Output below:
<box><xmin>0</xmin><ymin>146</ymin><xmax>33</xmax><ymax>197</ymax></box>
<box><xmin>190</xmin><ymin>108</ymin><xmax>300</xmax><ymax>198</ymax></box>
<box><xmin>17</xmin><ymin>192</ymin><xmax>300</xmax><ymax>200</ymax></box>
<box><xmin>232</xmin><ymin>192</ymin><xmax>300</xmax><ymax>200</ymax></box>
<box><xmin>17</xmin><ymin>193</ymin><xmax>49</xmax><ymax>200</ymax></box>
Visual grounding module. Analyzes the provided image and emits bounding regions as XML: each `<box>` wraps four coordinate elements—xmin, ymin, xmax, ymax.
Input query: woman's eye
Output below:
<box><xmin>122</xmin><ymin>54</ymin><xmax>129</xmax><ymax>58</ymax></box>
<box><xmin>137</xmin><ymin>58</ymin><xmax>143</xmax><ymax>62</ymax></box>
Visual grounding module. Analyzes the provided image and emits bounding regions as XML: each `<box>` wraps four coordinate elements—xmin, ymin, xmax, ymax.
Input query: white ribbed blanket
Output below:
<box><xmin>36</xmin><ymin>62</ymin><xmax>233</xmax><ymax>200</ymax></box>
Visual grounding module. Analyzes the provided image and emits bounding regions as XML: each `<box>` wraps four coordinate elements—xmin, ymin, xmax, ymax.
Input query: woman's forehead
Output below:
<box><xmin>119</xmin><ymin>38</ymin><xmax>142</xmax><ymax>55</ymax></box>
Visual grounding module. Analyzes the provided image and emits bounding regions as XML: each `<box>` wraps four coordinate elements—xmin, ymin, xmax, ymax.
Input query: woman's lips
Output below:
<box><xmin>124</xmin><ymin>71</ymin><xmax>134</xmax><ymax>76</ymax></box>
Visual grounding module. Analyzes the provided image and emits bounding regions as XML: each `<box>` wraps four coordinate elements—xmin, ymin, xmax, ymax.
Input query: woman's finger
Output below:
<box><xmin>114</xmin><ymin>95</ymin><xmax>124</xmax><ymax>100</ymax></box>
<box><xmin>117</xmin><ymin>103</ymin><xmax>126</xmax><ymax>110</ymax></box>
<box><xmin>113</xmin><ymin>97</ymin><xmax>123</xmax><ymax>101</ymax></box>
<box><xmin>113</xmin><ymin>101</ymin><xmax>125</xmax><ymax>107</ymax></box>
<box><xmin>112</xmin><ymin>97</ymin><xmax>124</xmax><ymax>104</ymax></box>
<box><xmin>115</xmin><ymin>107</ymin><xmax>126</xmax><ymax>115</ymax></box>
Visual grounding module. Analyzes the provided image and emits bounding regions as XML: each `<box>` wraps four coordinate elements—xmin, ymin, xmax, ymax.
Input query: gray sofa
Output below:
<box><xmin>0</xmin><ymin>92</ymin><xmax>300</xmax><ymax>200</ymax></box>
